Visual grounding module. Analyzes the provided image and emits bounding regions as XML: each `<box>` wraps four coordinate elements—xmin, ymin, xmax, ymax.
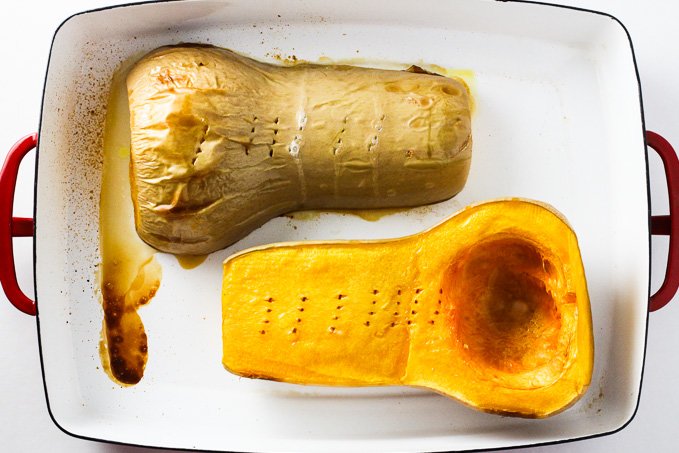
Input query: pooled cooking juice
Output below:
<box><xmin>176</xmin><ymin>254</ymin><xmax>209</xmax><ymax>270</ymax></box>
<box><xmin>99</xmin><ymin>59</ymin><xmax>162</xmax><ymax>385</ymax></box>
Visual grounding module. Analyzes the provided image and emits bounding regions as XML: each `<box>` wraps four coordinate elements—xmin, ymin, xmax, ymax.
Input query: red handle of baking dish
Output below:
<box><xmin>648</xmin><ymin>130</ymin><xmax>679</xmax><ymax>312</ymax></box>
<box><xmin>0</xmin><ymin>133</ymin><xmax>37</xmax><ymax>316</ymax></box>
<box><xmin>0</xmin><ymin>131</ymin><xmax>674</xmax><ymax>315</ymax></box>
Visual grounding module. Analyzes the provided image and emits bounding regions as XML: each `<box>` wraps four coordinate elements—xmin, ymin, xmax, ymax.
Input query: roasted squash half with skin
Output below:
<box><xmin>127</xmin><ymin>45</ymin><xmax>472</xmax><ymax>255</ymax></box>
<box><xmin>221</xmin><ymin>199</ymin><xmax>593</xmax><ymax>418</ymax></box>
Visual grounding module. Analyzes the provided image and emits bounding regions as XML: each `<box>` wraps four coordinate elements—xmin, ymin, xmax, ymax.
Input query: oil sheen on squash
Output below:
<box><xmin>99</xmin><ymin>59</ymin><xmax>162</xmax><ymax>385</ymax></box>
<box><xmin>222</xmin><ymin>200</ymin><xmax>593</xmax><ymax>418</ymax></box>
<box><xmin>127</xmin><ymin>45</ymin><xmax>473</xmax><ymax>255</ymax></box>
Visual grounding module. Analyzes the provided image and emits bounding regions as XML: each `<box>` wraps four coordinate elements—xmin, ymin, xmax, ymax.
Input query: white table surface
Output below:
<box><xmin>1</xmin><ymin>0</ymin><xmax>678</xmax><ymax>451</ymax></box>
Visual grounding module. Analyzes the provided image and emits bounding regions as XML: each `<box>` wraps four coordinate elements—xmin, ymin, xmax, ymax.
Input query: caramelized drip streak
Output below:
<box><xmin>99</xmin><ymin>60</ymin><xmax>162</xmax><ymax>385</ymax></box>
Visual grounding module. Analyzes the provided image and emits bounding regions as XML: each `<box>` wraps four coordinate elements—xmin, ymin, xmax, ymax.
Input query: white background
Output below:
<box><xmin>1</xmin><ymin>0</ymin><xmax>677</xmax><ymax>452</ymax></box>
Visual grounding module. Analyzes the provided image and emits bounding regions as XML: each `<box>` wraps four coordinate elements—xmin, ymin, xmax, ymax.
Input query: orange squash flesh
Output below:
<box><xmin>221</xmin><ymin>200</ymin><xmax>593</xmax><ymax>417</ymax></box>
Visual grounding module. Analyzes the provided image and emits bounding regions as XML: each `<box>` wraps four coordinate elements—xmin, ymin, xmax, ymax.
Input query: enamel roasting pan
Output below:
<box><xmin>2</xmin><ymin>0</ymin><xmax>679</xmax><ymax>451</ymax></box>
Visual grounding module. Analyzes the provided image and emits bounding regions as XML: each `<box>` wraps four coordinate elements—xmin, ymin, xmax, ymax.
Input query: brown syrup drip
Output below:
<box><xmin>99</xmin><ymin>57</ymin><xmax>162</xmax><ymax>385</ymax></box>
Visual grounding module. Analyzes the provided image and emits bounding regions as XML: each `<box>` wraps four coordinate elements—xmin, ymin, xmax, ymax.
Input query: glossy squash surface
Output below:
<box><xmin>127</xmin><ymin>45</ymin><xmax>472</xmax><ymax>255</ymax></box>
<box><xmin>221</xmin><ymin>200</ymin><xmax>593</xmax><ymax>417</ymax></box>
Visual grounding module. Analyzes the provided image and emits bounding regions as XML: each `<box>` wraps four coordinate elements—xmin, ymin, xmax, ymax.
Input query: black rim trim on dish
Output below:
<box><xmin>32</xmin><ymin>0</ymin><xmax>651</xmax><ymax>452</ymax></box>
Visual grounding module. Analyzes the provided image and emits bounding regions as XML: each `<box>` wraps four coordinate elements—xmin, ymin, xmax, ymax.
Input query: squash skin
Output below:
<box><xmin>127</xmin><ymin>45</ymin><xmax>472</xmax><ymax>255</ymax></box>
<box><xmin>221</xmin><ymin>200</ymin><xmax>593</xmax><ymax>418</ymax></box>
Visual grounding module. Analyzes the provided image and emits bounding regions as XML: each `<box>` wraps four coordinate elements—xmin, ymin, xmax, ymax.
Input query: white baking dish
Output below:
<box><xmin>2</xmin><ymin>0</ymin><xmax>679</xmax><ymax>451</ymax></box>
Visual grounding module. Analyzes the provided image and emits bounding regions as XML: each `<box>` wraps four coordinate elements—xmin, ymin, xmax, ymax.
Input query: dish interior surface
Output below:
<box><xmin>35</xmin><ymin>0</ymin><xmax>648</xmax><ymax>451</ymax></box>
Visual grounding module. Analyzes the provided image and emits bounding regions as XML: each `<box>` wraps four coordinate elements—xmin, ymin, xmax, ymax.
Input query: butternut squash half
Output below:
<box><xmin>127</xmin><ymin>45</ymin><xmax>472</xmax><ymax>255</ymax></box>
<box><xmin>221</xmin><ymin>199</ymin><xmax>593</xmax><ymax>418</ymax></box>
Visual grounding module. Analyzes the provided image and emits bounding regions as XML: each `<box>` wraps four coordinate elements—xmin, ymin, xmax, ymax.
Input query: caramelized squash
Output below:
<box><xmin>127</xmin><ymin>45</ymin><xmax>472</xmax><ymax>255</ymax></box>
<box><xmin>221</xmin><ymin>199</ymin><xmax>593</xmax><ymax>418</ymax></box>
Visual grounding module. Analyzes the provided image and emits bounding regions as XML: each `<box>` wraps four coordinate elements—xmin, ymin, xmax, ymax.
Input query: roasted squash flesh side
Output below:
<box><xmin>221</xmin><ymin>200</ymin><xmax>593</xmax><ymax>418</ymax></box>
<box><xmin>127</xmin><ymin>45</ymin><xmax>472</xmax><ymax>255</ymax></box>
